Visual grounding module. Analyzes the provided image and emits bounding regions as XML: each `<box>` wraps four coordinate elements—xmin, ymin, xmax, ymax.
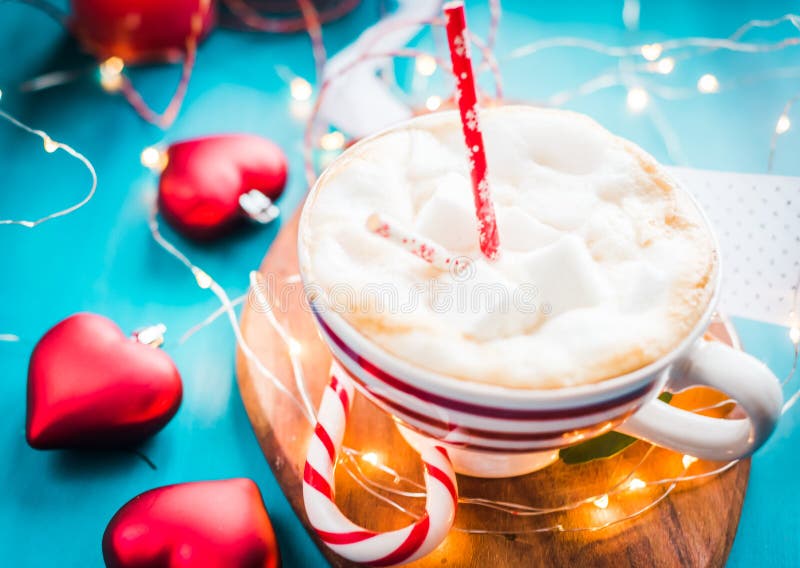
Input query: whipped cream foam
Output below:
<box><xmin>300</xmin><ymin>106</ymin><xmax>716</xmax><ymax>389</ymax></box>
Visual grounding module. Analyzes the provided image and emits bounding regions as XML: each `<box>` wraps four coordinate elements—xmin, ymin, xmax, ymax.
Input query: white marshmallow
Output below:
<box><xmin>415</xmin><ymin>173</ymin><xmax>478</xmax><ymax>252</ymax></box>
<box><xmin>496</xmin><ymin>206</ymin><xmax>560</xmax><ymax>251</ymax></box>
<box><xmin>516</xmin><ymin>235</ymin><xmax>610</xmax><ymax>318</ymax></box>
<box><xmin>432</xmin><ymin>263</ymin><xmax>541</xmax><ymax>341</ymax></box>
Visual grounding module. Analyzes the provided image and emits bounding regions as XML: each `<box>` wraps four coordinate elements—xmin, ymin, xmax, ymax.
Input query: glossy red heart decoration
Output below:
<box><xmin>70</xmin><ymin>0</ymin><xmax>216</xmax><ymax>63</ymax></box>
<box><xmin>158</xmin><ymin>134</ymin><xmax>288</xmax><ymax>240</ymax></box>
<box><xmin>26</xmin><ymin>313</ymin><xmax>182</xmax><ymax>449</ymax></box>
<box><xmin>103</xmin><ymin>478</ymin><xmax>281</xmax><ymax>568</ymax></box>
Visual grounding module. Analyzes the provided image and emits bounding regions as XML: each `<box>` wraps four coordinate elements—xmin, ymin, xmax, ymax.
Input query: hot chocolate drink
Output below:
<box><xmin>300</xmin><ymin>106</ymin><xmax>716</xmax><ymax>389</ymax></box>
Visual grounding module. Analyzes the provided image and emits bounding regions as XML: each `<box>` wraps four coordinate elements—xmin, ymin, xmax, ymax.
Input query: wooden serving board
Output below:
<box><xmin>236</xmin><ymin>210</ymin><xmax>750</xmax><ymax>567</ymax></box>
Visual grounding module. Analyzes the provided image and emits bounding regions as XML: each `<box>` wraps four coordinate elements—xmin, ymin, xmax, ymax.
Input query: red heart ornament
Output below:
<box><xmin>70</xmin><ymin>0</ymin><xmax>216</xmax><ymax>63</ymax></box>
<box><xmin>158</xmin><ymin>134</ymin><xmax>288</xmax><ymax>240</ymax></box>
<box><xmin>103</xmin><ymin>478</ymin><xmax>281</xmax><ymax>568</ymax></box>
<box><xmin>26</xmin><ymin>313</ymin><xmax>182</xmax><ymax>449</ymax></box>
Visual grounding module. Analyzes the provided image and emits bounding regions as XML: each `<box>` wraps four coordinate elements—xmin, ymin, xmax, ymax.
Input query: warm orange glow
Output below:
<box><xmin>593</xmin><ymin>494</ymin><xmax>609</xmax><ymax>509</ymax></box>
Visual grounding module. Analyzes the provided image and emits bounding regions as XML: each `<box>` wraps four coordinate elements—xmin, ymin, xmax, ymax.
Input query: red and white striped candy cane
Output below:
<box><xmin>303</xmin><ymin>362</ymin><xmax>458</xmax><ymax>566</ymax></box>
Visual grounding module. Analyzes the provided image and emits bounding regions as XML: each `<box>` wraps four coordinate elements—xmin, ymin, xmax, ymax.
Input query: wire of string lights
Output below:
<box><xmin>4</xmin><ymin>0</ymin><xmax>800</xmax><ymax>536</ymax></box>
<box><xmin>0</xmin><ymin>107</ymin><xmax>97</xmax><ymax>228</ymax></box>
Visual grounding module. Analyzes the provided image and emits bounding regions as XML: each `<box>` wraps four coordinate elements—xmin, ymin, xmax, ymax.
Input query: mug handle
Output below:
<box><xmin>616</xmin><ymin>339</ymin><xmax>783</xmax><ymax>461</ymax></box>
<box><xmin>303</xmin><ymin>362</ymin><xmax>458</xmax><ymax>567</ymax></box>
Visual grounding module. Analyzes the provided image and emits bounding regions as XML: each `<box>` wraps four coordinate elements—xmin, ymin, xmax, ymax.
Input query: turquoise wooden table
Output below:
<box><xmin>1</xmin><ymin>1</ymin><xmax>798</xmax><ymax>566</ymax></box>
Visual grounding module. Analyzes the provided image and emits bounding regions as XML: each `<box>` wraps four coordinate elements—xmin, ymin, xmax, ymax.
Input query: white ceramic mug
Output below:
<box><xmin>297</xmin><ymin>118</ymin><xmax>783</xmax><ymax>566</ymax></box>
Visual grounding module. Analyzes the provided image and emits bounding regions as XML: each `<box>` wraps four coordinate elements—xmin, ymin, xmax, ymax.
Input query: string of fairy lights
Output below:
<box><xmin>154</xmin><ymin>254</ymin><xmax>788</xmax><ymax>534</ymax></box>
<box><xmin>499</xmin><ymin>13</ymin><xmax>800</xmax><ymax>170</ymax></box>
<box><xmin>236</xmin><ymin>269</ymin><xmax>798</xmax><ymax>534</ymax></box>
<box><xmin>2</xmin><ymin>0</ymin><xmax>800</xmax><ymax>536</ymax></box>
<box><xmin>138</xmin><ymin>212</ymin><xmax>754</xmax><ymax>533</ymax></box>
<box><xmin>294</xmin><ymin>11</ymin><xmax>800</xmax><ymax>173</ymax></box>
<box><xmin>142</xmin><ymin>2</ymin><xmax>800</xmax><ymax>534</ymax></box>
<box><xmin>0</xmin><ymin>104</ymin><xmax>97</xmax><ymax>229</ymax></box>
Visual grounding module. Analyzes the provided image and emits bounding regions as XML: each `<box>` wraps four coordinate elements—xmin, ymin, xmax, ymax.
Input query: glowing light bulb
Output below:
<box><xmin>290</xmin><ymin>100</ymin><xmax>311</xmax><ymax>120</ymax></box>
<box><xmin>593</xmin><ymin>494</ymin><xmax>609</xmax><ymax>509</ymax></box>
<box><xmin>655</xmin><ymin>57</ymin><xmax>675</xmax><ymax>75</ymax></box>
<box><xmin>697</xmin><ymin>74</ymin><xmax>719</xmax><ymax>94</ymax></box>
<box><xmin>99</xmin><ymin>56</ymin><xmax>125</xmax><ymax>92</ymax></box>
<box><xmin>415</xmin><ymin>54</ymin><xmax>437</xmax><ymax>77</ymax></box>
<box><xmin>319</xmin><ymin>131</ymin><xmax>345</xmax><ymax>151</ymax></box>
<box><xmin>640</xmin><ymin>43</ymin><xmax>663</xmax><ymax>61</ymax></box>
<box><xmin>790</xmin><ymin>325</ymin><xmax>800</xmax><ymax>344</ymax></box>
<box><xmin>289</xmin><ymin>339</ymin><xmax>303</xmax><ymax>356</ymax></box>
<box><xmin>362</xmin><ymin>452</ymin><xmax>379</xmax><ymax>466</ymax></box>
<box><xmin>626</xmin><ymin>87</ymin><xmax>649</xmax><ymax>113</ymax></box>
<box><xmin>628</xmin><ymin>478</ymin><xmax>647</xmax><ymax>491</ymax></box>
<box><xmin>425</xmin><ymin>95</ymin><xmax>442</xmax><ymax>111</ymax></box>
<box><xmin>140</xmin><ymin>146</ymin><xmax>167</xmax><ymax>171</ymax></box>
<box><xmin>290</xmin><ymin>77</ymin><xmax>312</xmax><ymax>102</ymax></box>
<box><xmin>102</xmin><ymin>56</ymin><xmax>124</xmax><ymax>75</ymax></box>
<box><xmin>776</xmin><ymin>114</ymin><xmax>791</xmax><ymax>135</ymax></box>
<box><xmin>682</xmin><ymin>454</ymin><xmax>698</xmax><ymax>468</ymax></box>
<box><xmin>192</xmin><ymin>267</ymin><xmax>212</xmax><ymax>289</ymax></box>
<box><xmin>43</xmin><ymin>136</ymin><xmax>58</xmax><ymax>153</ymax></box>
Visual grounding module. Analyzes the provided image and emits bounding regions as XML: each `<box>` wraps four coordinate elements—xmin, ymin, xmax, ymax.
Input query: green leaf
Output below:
<box><xmin>558</xmin><ymin>392</ymin><xmax>673</xmax><ymax>465</ymax></box>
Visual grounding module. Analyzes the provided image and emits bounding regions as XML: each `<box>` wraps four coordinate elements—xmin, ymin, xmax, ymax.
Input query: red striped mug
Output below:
<box><xmin>297</xmin><ymin>123</ymin><xmax>783</xmax><ymax>566</ymax></box>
